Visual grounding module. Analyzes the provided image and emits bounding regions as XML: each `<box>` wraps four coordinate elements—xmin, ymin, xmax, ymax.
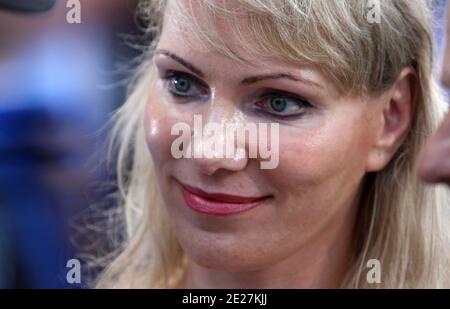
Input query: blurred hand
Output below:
<box><xmin>418</xmin><ymin>111</ymin><xmax>450</xmax><ymax>186</ymax></box>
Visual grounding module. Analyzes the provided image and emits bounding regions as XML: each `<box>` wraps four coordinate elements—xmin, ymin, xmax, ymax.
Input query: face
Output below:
<box><xmin>418</xmin><ymin>112</ymin><xmax>450</xmax><ymax>186</ymax></box>
<box><xmin>143</xmin><ymin>1</ymin><xmax>388</xmax><ymax>272</ymax></box>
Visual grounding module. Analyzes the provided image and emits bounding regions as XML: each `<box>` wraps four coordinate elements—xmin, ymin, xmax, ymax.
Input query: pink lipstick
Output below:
<box><xmin>180</xmin><ymin>184</ymin><xmax>270</xmax><ymax>216</ymax></box>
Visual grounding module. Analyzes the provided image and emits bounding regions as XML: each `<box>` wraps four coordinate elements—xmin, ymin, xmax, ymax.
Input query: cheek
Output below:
<box><xmin>267</xmin><ymin>109</ymin><xmax>374</xmax><ymax>213</ymax></box>
<box><xmin>143</xmin><ymin>95</ymin><xmax>178</xmax><ymax>166</ymax></box>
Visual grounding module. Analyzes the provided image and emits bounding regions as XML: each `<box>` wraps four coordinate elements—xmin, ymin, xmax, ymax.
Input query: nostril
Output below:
<box><xmin>193</xmin><ymin>150</ymin><xmax>249</xmax><ymax>176</ymax></box>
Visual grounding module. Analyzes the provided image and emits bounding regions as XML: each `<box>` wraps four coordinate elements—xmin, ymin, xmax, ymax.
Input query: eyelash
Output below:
<box><xmin>160</xmin><ymin>70</ymin><xmax>313</xmax><ymax>119</ymax></box>
<box><xmin>161</xmin><ymin>70</ymin><xmax>208</xmax><ymax>99</ymax></box>
<box><xmin>254</xmin><ymin>91</ymin><xmax>312</xmax><ymax>120</ymax></box>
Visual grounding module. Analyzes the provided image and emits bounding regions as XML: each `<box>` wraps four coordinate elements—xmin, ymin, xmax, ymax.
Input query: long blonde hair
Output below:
<box><xmin>95</xmin><ymin>0</ymin><xmax>450</xmax><ymax>288</ymax></box>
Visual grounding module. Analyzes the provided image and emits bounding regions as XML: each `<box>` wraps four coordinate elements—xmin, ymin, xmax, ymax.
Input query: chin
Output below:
<box><xmin>177</xmin><ymin>229</ymin><xmax>275</xmax><ymax>272</ymax></box>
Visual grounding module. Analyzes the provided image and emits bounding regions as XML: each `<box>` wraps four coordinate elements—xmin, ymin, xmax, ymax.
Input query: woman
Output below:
<box><xmin>97</xmin><ymin>0</ymin><xmax>450</xmax><ymax>288</ymax></box>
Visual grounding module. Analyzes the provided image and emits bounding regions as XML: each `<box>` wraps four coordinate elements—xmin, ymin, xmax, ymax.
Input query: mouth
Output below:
<box><xmin>179</xmin><ymin>182</ymin><xmax>272</xmax><ymax>216</ymax></box>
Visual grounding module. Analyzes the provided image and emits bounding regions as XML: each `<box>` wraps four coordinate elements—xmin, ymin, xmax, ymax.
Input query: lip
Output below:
<box><xmin>180</xmin><ymin>183</ymin><xmax>271</xmax><ymax>216</ymax></box>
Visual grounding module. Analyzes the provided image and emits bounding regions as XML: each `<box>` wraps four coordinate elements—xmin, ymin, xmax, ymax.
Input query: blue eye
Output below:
<box><xmin>256</xmin><ymin>93</ymin><xmax>312</xmax><ymax>118</ymax></box>
<box><xmin>163</xmin><ymin>71</ymin><xmax>208</xmax><ymax>99</ymax></box>
<box><xmin>270</xmin><ymin>97</ymin><xmax>288</xmax><ymax>112</ymax></box>
<box><xmin>172</xmin><ymin>76</ymin><xmax>191</xmax><ymax>93</ymax></box>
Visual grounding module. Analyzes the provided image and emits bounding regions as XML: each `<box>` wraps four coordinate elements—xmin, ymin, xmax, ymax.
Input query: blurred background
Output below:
<box><xmin>0</xmin><ymin>0</ymin><xmax>140</xmax><ymax>288</ymax></box>
<box><xmin>0</xmin><ymin>0</ymin><xmax>448</xmax><ymax>289</ymax></box>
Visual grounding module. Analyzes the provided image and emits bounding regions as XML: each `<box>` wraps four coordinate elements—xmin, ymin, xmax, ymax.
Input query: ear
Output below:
<box><xmin>365</xmin><ymin>67</ymin><xmax>417</xmax><ymax>172</ymax></box>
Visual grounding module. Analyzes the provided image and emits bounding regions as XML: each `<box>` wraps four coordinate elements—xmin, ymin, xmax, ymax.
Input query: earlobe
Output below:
<box><xmin>365</xmin><ymin>67</ymin><xmax>417</xmax><ymax>172</ymax></box>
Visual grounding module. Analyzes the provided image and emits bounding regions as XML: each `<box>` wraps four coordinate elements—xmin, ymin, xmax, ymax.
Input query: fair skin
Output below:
<box><xmin>143</xmin><ymin>0</ymin><xmax>416</xmax><ymax>288</ymax></box>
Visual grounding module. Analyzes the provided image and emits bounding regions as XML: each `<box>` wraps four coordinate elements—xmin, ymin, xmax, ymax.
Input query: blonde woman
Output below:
<box><xmin>96</xmin><ymin>0</ymin><xmax>450</xmax><ymax>288</ymax></box>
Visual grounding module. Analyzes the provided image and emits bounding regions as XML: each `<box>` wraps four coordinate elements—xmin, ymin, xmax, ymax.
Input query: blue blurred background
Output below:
<box><xmin>0</xmin><ymin>0</ymin><xmax>139</xmax><ymax>288</ymax></box>
<box><xmin>0</xmin><ymin>0</ymin><xmax>448</xmax><ymax>289</ymax></box>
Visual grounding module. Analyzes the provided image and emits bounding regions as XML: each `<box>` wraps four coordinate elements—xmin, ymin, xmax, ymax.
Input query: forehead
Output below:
<box><xmin>157</xmin><ymin>0</ymin><xmax>330</xmax><ymax>88</ymax></box>
<box><xmin>161</xmin><ymin>0</ymin><xmax>255</xmax><ymax>59</ymax></box>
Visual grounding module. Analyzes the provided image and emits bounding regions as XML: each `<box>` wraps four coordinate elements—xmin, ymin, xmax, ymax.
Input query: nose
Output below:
<box><xmin>191</xmin><ymin>105</ymin><xmax>249</xmax><ymax>176</ymax></box>
<box><xmin>194</xmin><ymin>147</ymin><xmax>248</xmax><ymax>175</ymax></box>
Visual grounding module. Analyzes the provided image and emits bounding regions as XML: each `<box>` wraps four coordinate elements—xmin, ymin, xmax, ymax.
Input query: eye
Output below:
<box><xmin>255</xmin><ymin>92</ymin><xmax>313</xmax><ymax>118</ymax></box>
<box><xmin>162</xmin><ymin>70</ymin><xmax>208</xmax><ymax>99</ymax></box>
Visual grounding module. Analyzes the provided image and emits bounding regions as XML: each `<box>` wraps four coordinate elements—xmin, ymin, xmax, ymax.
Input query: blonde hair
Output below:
<box><xmin>95</xmin><ymin>0</ymin><xmax>450</xmax><ymax>288</ymax></box>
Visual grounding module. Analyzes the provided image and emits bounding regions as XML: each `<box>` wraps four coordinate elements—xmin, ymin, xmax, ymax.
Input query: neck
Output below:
<box><xmin>181</xmin><ymin>202</ymin><xmax>358</xmax><ymax>289</ymax></box>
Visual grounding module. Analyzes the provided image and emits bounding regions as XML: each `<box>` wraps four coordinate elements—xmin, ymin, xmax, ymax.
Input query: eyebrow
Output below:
<box><xmin>155</xmin><ymin>50</ymin><xmax>205</xmax><ymax>78</ymax></box>
<box><xmin>240</xmin><ymin>73</ymin><xmax>322</xmax><ymax>89</ymax></box>
<box><xmin>154</xmin><ymin>49</ymin><xmax>323</xmax><ymax>89</ymax></box>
